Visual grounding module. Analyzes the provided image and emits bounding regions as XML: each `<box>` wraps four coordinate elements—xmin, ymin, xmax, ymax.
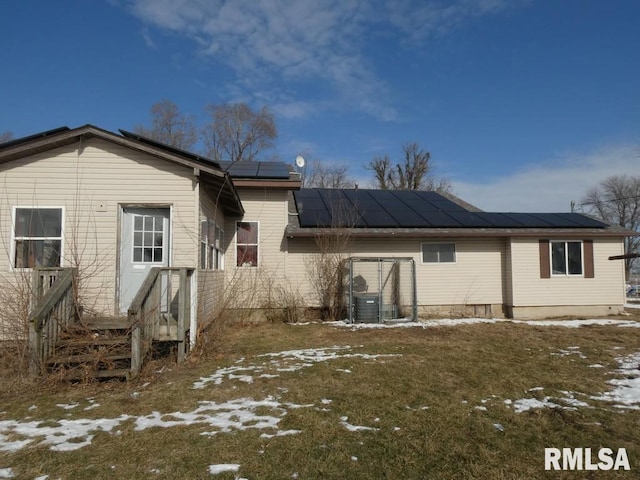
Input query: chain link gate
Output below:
<box><xmin>346</xmin><ymin>257</ymin><xmax>417</xmax><ymax>323</ymax></box>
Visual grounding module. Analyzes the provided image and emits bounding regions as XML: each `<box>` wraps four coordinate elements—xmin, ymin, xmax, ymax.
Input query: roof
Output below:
<box><xmin>119</xmin><ymin>129</ymin><xmax>221</xmax><ymax>169</ymax></box>
<box><xmin>288</xmin><ymin>188</ymin><xmax>633</xmax><ymax>238</ymax></box>
<box><xmin>0</xmin><ymin>125</ymin><xmax>244</xmax><ymax>216</ymax></box>
<box><xmin>219</xmin><ymin>160</ymin><xmax>302</xmax><ymax>189</ymax></box>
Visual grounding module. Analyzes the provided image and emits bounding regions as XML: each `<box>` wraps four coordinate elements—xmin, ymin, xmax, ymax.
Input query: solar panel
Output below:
<box><xmin>446</xmin><ymin>211</ymin><xmax>493</xmax><ymax>228</ymax></box>
<box><xmin>503</xmin><ymin>213</ymin><xmax>553</xmax><ymax>228</ymax></box>
<box><xmin>414</xmin><ymin>191</ymin><xmax>467</xmax><ymax>212</ymax></box>
<box><xmin>474</xmin><ymin>212</ymin><xmax>525</xmax><ymax>228</ymax></box>
<box><xmin>556</xmin><ymin>213</ymin><xmax>608</xmax><ymax>228</ymax></box>
<box><xmin>297</xmin><ymin>189</ymin><xmax>343</xmax><ymax>227</ymax></box>
<box><xmin>219</xmin><ymin>161</ymin><xmax>291</xmax><ymax>179</ymax></box>
<box><xmin>342</xmin><ymin>190</ymin><xmax>398</xmax><ymax>227</ymax></box>
<box><xmin>528</xmin><ymin>213</ymin><xmax>581</xmax><ymax>228</ymax></box>
<box><xmin>293</xmin><ymin>189</ymin><xmax>610</xmax><ymax>230</ymax></box>
<box><xmin>374</xmin><ymin>191</ymin><xmax>433</xmax><ymax>227</ymax></box>
<box><xmin>226</xmin><ymin>163</ymin><xmax>260</xmax><ymax>177</ymax></box>
<box><xmin>256</xmin><ymin>162</ymin><xmax>290</xmax><ymax>179</ymax></box>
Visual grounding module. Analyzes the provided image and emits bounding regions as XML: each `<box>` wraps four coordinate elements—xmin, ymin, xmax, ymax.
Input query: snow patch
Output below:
<box><xmin>328</xmin><ymin>318</ymin><xmax>639</xmax><ymax>329</ymax></box>
<box><xmin>0</xmin><ymin>396</ymin><xmax>306</xmax><ymax>453</ymax></box>
<box><xmin>339</xmin><ymin>416</ymin><xmax>379</xmax><ymax>432</ymax></box>
<box><xmin>591</xmin><ymin>351</ymin><xmax>640</xmax><ymax>409</ymax></box>
<box><xmin>193</xmin><ymin>346</ymin><xmax>399</xmax><ymax>389</ymax></box>
<box><xmin>208</xmin><ymin>464</ymin><xmax>240</xmax><ymax>475</ymax></box>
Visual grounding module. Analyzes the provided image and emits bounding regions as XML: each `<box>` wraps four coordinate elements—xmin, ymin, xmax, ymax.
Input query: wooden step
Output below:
<box><xmin>83</xmin><ymin>316</ymin><xmax>131</xmax><ymax>330</ymax></box>
<box><xmin>60</xmin><ymin>368</ymin><xmax>131</xmax><ymax>380</ymax></box>
<box><xmin>46</xmin><ymin>352</ymin><xmax>131</xmax><ymax>365</ymax></box>
<box><xmin>55</xmin><ymin>337</ymin><xmax>130</xmax><ymax>348</ymax></box>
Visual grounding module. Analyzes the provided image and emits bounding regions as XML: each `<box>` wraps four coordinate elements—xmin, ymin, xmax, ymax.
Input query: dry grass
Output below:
<box><xmin>1</xmin><ymin>317</ymin><xmax>640</xmax><ymax>479</ymax></box>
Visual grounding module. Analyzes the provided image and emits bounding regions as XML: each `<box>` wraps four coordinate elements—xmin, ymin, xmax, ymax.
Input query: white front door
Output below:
<box><xmin>119</xmin><ymin>207</ymin><xmax>170</xmax><ymax>314</ymax></box>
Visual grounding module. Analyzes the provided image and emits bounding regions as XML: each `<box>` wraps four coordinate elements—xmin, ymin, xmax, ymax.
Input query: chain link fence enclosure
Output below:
<box><xmin>346</xmin><ymin>257</ymin><xmax>416</xmax><ymax>323</ymax></box>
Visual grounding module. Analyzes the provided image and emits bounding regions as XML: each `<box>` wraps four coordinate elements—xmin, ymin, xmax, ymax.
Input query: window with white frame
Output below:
<box><xmin>236</xmin><ymin>221</ymin><xmax>258</xmax><ymax>267</ymax></box>
<box><xmin>421</xmin><ymin>242</ymin><xmax>456</xmax><ymax>263</ymax></box>
<box><xmin>200</xmin><ymin>220</ymin><xmax>224</xmax><ymax>270</ymax></box>
<box><xmin>551</xmin><ymin>240</ymin><xmax>583</xmax><ymax>275</ymax></box>
<box><xmin>132</xmin><ymin>214</ymin><xmax>165</xmax><ymax>263</ymax></box>
<box><xmin>13</xmin><ymin>207</ymin><xmax>63</xmax><ymax>268</ymax></box>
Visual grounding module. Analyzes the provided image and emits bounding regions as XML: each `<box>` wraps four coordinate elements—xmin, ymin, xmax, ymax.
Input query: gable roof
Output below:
<box><xmin>288</xmin><ymin>188</ymin><xmax>631</xmax><ymax>238</ymax></box>
<box><xmin>0</xmin><ymin>124</ymin><xmax>244</xmax><ymax>216</ymax></box>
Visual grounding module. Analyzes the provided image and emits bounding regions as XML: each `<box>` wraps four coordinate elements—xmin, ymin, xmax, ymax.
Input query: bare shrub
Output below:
<box><xmin>261</xmin><ymin>281</ymin><xmax>306</xmax><ymax>324</ymax></box>
<box><xmin>306</xmin><ymin>231</ymin><xmax>350</xmax><ymax>320</ymax></box>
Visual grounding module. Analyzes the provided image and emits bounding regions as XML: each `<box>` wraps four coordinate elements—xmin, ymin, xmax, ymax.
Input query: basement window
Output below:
<box><xmin>13</xmin><ymin>207</ymin><xmax>63</xmax><ymax>268</ymax></box>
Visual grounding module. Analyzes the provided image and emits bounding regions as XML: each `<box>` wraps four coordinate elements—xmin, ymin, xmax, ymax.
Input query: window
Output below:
<box><xmin>421</xmin><ymin>242</ymin><xmax>456</xmax><ymax>263</ymax></box>
<box><xmin>200</xmin><ymin>220</ymin><xmax>224</xmax><ymax>270</ymax></box>
<box><xmin>237</xmin><ymin>221</ymin><xmax>258</xmax><ymax>267</ymax></box>
<box><xmin>551</xmin><ymin>240</ymin><xmax>582</xmax><ymax>275</ymax></box>
<box><xmin>13</xmin><ymin>207</ymin><xmax>63</xmax><ymax>268</ymax></box>
<box><xmin>132</xmin><ymin>214</ymin><xmax>165</xmax><ymax>263</ymax></box>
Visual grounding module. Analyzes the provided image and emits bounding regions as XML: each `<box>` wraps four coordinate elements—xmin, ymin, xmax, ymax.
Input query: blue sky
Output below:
<box><xmin>1</xmin><ymin>0</ymin><xmax>638</xmax><ymax>212</ymax></box>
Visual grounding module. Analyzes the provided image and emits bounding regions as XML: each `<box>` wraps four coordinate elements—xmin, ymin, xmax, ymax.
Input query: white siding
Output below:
<box><xmin>0</xmin><ymin>138</ymin><xmax>199</xmax><ymax>317</ymax></box>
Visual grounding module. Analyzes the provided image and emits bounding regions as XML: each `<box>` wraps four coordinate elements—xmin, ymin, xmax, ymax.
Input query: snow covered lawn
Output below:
<box><xmin>1</xmin><ymin>318</ymin><xmax>639</xmax><ymax>479</ymax></box>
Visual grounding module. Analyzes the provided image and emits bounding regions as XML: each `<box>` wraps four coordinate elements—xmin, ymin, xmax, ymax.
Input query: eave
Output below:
<box><xmin>285</xmin><ymin>226</ymin><xmax>636</xmax><ymax>239</ymax></box>
<box><xmin>232</xmin><ymin>179</ymin><xmax>302</xmax><ymax>189</ymax></box>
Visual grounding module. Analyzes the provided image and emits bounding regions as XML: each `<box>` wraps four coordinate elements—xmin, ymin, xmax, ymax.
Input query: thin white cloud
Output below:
<box><xmin>122</xmin><ymin>0</ymin><xmax>524</xmax><ymax>119</ymax></box>
<box><xmin>384</xmin><ymin>0</ymin><xmax>527</xmax><ymax>42</ymax></box>
<box><xmin>453</xmin><ymin>143</ymin><xmax>640</xmax><ymax>212</ymax></box>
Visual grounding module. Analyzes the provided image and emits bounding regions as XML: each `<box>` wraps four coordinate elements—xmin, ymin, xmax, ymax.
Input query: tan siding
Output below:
<box><xmin>0</xmin><ymin>138</ymin><xmax>198</xmax><ymax>317</ymax></box>
<box><xmin>226</xmin><ymin>188</ymin><xmax>287</xmax><ymax>272</ymax></box>
<box><xmin>222</xmin><ymin>188</ymin><xmax>290</xmax><ymax>308</ymax></box>
<box><xmin>510</xmin><ymin>237</ymin><xmax>626</xmax><ymax>307</ymax></box>
<box><xmin>197</xmin><ymin>187</ymin><xmax>227</xmax><ymax>319</ymax></box>
<box><xmin>286</xmin><ymin>237</ymin><xmax>507</xmax><ymax>307</ymax></box>
<box><xmin>198</xmin><ymin>270</ymin><xmax>225</xmax><ymax>322</ymax></box>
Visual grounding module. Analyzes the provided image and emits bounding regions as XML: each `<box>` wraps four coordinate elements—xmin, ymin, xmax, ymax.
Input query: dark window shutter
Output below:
<box><xmin>584</xmin><ymin>240</ymin><xmax>594</xmax><ymax>278</ymax></box>
<box><xmin>539</xmin><ymin>239</ymin><xmax>550</xmax><ymax>278</ymax></box>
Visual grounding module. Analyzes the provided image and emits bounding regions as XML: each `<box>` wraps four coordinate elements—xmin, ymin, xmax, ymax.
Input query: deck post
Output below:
<box><xmin>177</xmin><ymin>268</ymin><xmax>188</xmax><ymax>364</ymax></box>
<box><xmin>130</xmin><ymin>316</ymin><xmax>142</xmax><ymax>375</ymax></box>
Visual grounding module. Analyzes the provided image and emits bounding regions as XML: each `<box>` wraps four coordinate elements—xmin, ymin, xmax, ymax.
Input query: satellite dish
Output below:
<box><xmin>295</xmin><ymin>155</ymin><xmax>305</xmax><ymax>168</ymax></box>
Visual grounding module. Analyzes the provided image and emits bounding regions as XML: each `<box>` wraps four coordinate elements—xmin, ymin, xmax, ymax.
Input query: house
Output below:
<box><xmin>284</xmin><ymin>189</ymin><xmax>631</xmax><ymax>320</ymax></box>
<box><xmin>0</xmin><ymin>125</ymin><xmax>633</xmax><ymax>375</ymax></box>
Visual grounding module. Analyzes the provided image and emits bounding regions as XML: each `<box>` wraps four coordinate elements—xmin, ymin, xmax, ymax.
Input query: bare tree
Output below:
<box><xmin>134</xmin><ymin>100</ymin><xmax>197</xmax><ymax>150</ymax></box>
<box><xmin>304</xmin><ymin>160</ymin><xmax>355</xmax><ymax>188</ymax></box>
<box><xmin>582</xmin><ymin>174</ymin><xmax>640</xmax><ymax>279</ymax></box>
<box><xmin>0</xmin><ymin>131</ymin><xmax>13</xmax><ymax>144</ymax></box>
<box><xmin>203</xmin><ymin>103</ymin><xmax>277</xmax><ymax>163</ymax></box>
<box><xmin>368</xmin><ymin>142</ymin><xmax>451</xmax><ymax>192</ymax></box>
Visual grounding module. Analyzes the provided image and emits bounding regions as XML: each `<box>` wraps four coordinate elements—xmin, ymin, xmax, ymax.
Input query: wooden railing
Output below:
<box><xmin>128</xmin><ymin>267</ymin><xmax>195</xmax><ymax>375</ymax></box>
<box><xmin>28</xmin><ymin>268</ymin><xmax>78</xmax><ymax>374</ymax></box>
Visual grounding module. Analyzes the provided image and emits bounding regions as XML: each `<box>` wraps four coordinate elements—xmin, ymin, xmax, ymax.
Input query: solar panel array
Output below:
<box><xmin>219</xmin><ymin>161</ymin><xmax>291</xmax><ymax>179</ymax></box>
<box><xmin>293</xmin><ymin>189</ymin><xmax>608</xmax><ymax>229</ymax></box>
